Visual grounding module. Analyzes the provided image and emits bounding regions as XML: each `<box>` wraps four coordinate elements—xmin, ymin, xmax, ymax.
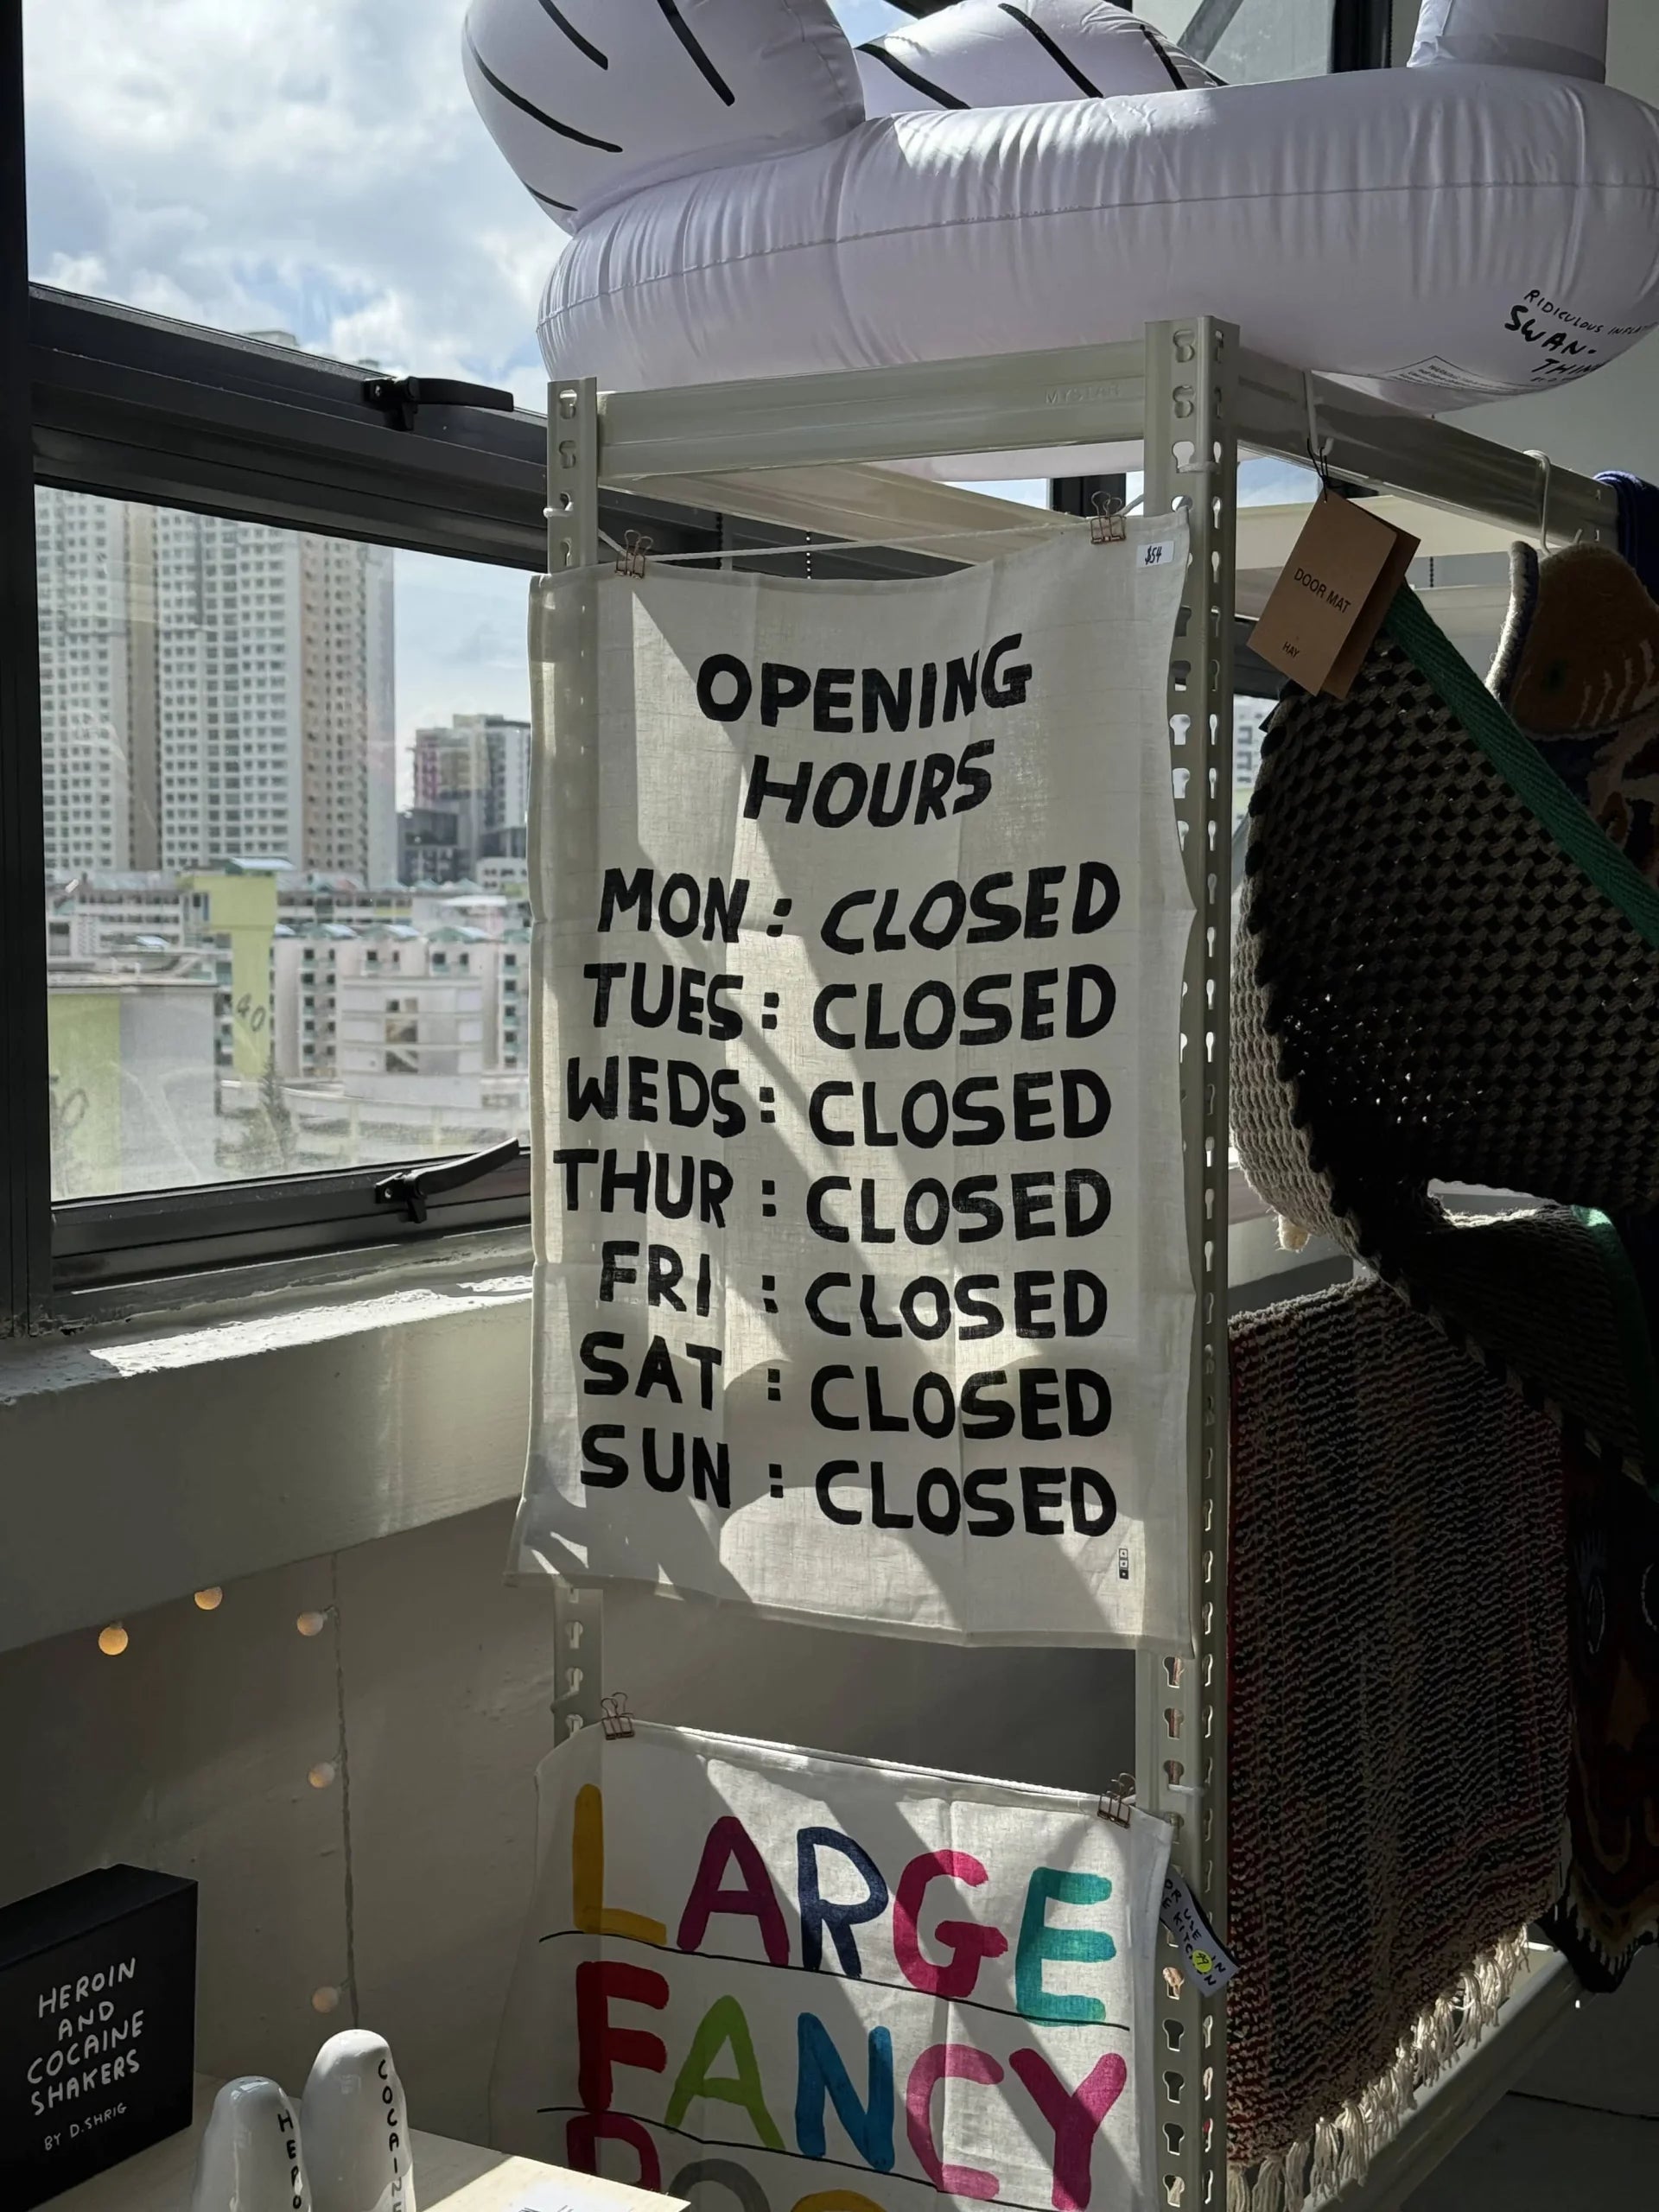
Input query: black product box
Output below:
<box><xmin>0</xmin><ymin>1864</ymin><xmax>197</xmax><ymax>2208</ymax></box>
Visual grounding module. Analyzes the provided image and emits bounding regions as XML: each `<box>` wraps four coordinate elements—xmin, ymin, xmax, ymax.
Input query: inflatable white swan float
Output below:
<box><xmin>465</xmin><ymin>0</ymin><xmax>1659</xmax><ymax>420</ymax></box>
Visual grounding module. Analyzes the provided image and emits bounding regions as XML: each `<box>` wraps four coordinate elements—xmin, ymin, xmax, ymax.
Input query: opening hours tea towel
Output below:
<box><xmin>491</xmin><ymin>1721</ymin><xmax>1173</xmax><ymax>2212</ymax></box>
<box><xmin>515</xmin><ymin>524</ymin><xmax>1196</xmax><ymax>1646</ymax></box>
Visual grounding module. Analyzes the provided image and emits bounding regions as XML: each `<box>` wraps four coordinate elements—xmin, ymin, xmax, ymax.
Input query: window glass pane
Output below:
<box><xmin>38</xmin><ymin>488</ymin><xmax>533</xmax><ymax>1198</ymax></box>
<box><xmin>1234</xmin><ymin>693</ymin><xmax>1277</xmax><ymax>827</ymax></box>
<box><xmin>1138</xmin><ymin>0</ymin><xmax>1335</xmax><ymax>83</ymax></box>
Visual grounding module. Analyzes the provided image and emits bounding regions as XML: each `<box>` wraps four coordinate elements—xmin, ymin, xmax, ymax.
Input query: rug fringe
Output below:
<box><xmin>1307</xmin><ymin>2116</ymin><xmax>1341</xmax><ymax>2202</ymax></box>
<box><xmin>1229</xmin><ymin>1926</ymin><xmax>1532</xmax><ymax>2205</ymax></box>
<box><xmin>1282</xmin><ymin>2139</ymin><xmax>1310</xmax><ymax>2212</ymax></box>
<box><xmin>1249</xmin><ymin>2157</ymin><xmax>1285</xmax><ymax>2212</ymax></box>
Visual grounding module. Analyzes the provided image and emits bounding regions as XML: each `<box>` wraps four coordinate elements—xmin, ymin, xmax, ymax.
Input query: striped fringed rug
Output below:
<box><xmin>1227</xmin><ymin>1275</ymin><xmax>1568</xmax><ymax>2210</ymax></box>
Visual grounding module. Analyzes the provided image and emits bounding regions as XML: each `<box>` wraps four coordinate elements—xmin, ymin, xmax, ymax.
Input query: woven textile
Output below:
<box><xmin>1232</xmin><ymin>583</ymin><xmax>1659</xmax><ymax>1483</ymax></box>
<box><xmin>1234</xmin><ymin>604</ymin><xmax>1659</xmax><ymax>1227</ymax></box>
<box><xmin>1228</xmin><ymin>1275</ymin><xmax>1567</xmax><ymax>2200</ymax></box>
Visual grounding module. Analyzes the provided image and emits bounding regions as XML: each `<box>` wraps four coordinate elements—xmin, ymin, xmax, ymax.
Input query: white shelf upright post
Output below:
<box><xmin>544</xmin><ymin>376</ymin><xmax>606</xmax><ymax>1743</ymax></box>
<box><xmin>1140</xmin><ymin>318</ymin><xmax>1236</xmax><ymax>2210</ymax></box>
<box><xmin>548</xmin><ymin>376</ymin><xmax>601</xmax><ymax>574</ymax></box>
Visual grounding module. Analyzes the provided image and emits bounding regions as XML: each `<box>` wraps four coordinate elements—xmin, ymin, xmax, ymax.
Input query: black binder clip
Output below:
<box><xmin>614</xmin><ymin>531</ymin><xmax>652</xmax><ymax>579</ymax></box>
<box><xmin>1090</xmin><ymin>493</ymin><xmax>1127</xmax><ymax>545</ymax></box>
<box><xmin>1097</xmin><ymin>1773</ymin><xmax>1136</xmax><ymax>1827</ymax></box>
<box><xmin>600</xmin><ymin>1692</ymin><xmax>635</xmax><ymax>1740</ymax></box>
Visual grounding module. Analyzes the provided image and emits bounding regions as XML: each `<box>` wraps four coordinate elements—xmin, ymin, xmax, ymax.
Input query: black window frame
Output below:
<box><xmin>20</xmin><ymin>286</ymin><xmax>952</xmax><ymax>1314</ymax></box>
<box><xmin>2</xmin><ymin>0</ymin><xmax>50</xmax><ymax>1335</ymax></box>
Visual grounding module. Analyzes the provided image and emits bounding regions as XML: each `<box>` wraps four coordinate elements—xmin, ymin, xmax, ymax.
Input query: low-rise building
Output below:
<box><xmin>47</xmin><ymin>873</ymin><xmax>533</xmax><ymax>1179</ymax></box>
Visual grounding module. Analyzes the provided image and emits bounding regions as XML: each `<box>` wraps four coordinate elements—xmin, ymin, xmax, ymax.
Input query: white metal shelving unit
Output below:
<box><xmin>543</xmin><ymin>320</ymin><xmax>1615</xmax><ymax>2211</ymax></box>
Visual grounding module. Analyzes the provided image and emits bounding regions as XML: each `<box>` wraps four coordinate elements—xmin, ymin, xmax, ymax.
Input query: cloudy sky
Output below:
<box><xmin>22</xmin><ymin>1</ymin><xmax>914</xmax><ymax>795</ymax></box>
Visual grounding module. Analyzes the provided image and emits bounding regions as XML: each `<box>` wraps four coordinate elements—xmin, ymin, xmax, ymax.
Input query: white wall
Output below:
<box><xmin>0</xmin><ymin>1249</ymin><xmax>1142</xmax><ymax>2140</ymax></box>
<box><xmin>0</xmin><ymin>1507</ymin><xmax>550</xmax><ymax>2142</ymax></box>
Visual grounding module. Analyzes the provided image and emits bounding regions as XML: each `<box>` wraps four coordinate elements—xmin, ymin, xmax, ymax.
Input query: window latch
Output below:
<box><xmin>362</xmin><ymin>375</ymin><xmax>515</xmax><ymax>433</ymax></box>
<box><xmin>373</xmin><ymin>1139</ymin><xmax>523</xmax><ymax>1224</ymax></box>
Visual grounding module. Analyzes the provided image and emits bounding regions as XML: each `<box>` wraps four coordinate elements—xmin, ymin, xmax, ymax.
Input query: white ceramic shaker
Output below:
<box><xmin>190</xmin><ymin>2075</ymin><xmax>310</xmax><ymax>2212</ymax></box>
<box><xmin>302</xmin><ymin>2029</ymin><xmax>417</xmax><ymax>2212</ymax></box>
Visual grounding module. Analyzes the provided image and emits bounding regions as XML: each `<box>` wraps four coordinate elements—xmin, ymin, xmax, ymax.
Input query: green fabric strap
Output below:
<box><xmin>1383</xmin><ymin>585</ymin><xmax>1659</xmax><ymax>957</ymax></box>
<box><xmin>1574</xmin><ymin>1206</ymin><xmax>1659</xmax><ymax>1489</ymax></box>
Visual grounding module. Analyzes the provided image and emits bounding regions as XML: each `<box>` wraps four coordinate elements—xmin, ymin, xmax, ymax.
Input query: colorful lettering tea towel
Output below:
<box><xmin>492</xmin><ymin>1721</ymin><xmax>1172</xmax><ymax>2212</ymax></box>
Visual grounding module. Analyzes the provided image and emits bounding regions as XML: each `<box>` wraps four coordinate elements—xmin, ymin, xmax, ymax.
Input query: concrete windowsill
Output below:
<box><xmin>0</xmin><ymin>1263</ymin><xmax>535</xmax><ymax>1657</ymax></box>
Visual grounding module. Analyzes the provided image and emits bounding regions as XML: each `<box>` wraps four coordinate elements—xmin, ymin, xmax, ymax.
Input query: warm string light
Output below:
<box><xmin>98</xmin><ymin>1592</ymin><xmax>345</xmax><ymax>2022</ymax></box>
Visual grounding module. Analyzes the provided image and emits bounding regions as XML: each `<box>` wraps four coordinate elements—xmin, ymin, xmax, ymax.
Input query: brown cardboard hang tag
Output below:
<box><xmin>1249</xmin><ymin>496</ymin><xmax>1420</xmax><ymax>699</ymax></box>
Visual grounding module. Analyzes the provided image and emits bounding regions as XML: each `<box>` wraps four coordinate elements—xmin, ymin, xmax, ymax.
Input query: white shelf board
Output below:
<box><xmin>622</xmin><ymin>461</ymin><xmax>1068</xmax><ymax>563</ymax></box>
<box><xmin>599</xmin><ymin>340</ymin><xmax>1148</xmax><ymax>479</ymax></box>
<box><xmin>608</xmin><ymin>464</ymin><xmax>1553</xmax><ymax>608</ymax></box>
<box><xmin>594</xmin><ymin>340</ymin><xmax>1615</xmax><ymax>552</ymax></box>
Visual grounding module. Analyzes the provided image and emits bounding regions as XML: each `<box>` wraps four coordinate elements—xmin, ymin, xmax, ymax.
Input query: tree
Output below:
<box><xmin>223</xmin><ymin>1048</ymin><xmax>298</xmax><ymax>1175</ymax></box>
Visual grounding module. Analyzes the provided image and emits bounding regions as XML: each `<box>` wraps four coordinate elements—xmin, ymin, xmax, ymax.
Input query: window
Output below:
<box><xmin>1136</xmin><ymin>0</ymin><xmax>1337</xmax><ymax>79</ymax></box>
<box><xmin>889</xmin><ymin>1</ymin><xmax>1392</xmax><ymax>79</ymax></box>
<box><xmin>9</xmin><ymin>204</ymin><xmax>850</xmax><ymax>1313</ymax></box>
<box><xmin>7</xmin><ymin>270</ymin><xmax>749</xmax><ymax>1309</ymax></box>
